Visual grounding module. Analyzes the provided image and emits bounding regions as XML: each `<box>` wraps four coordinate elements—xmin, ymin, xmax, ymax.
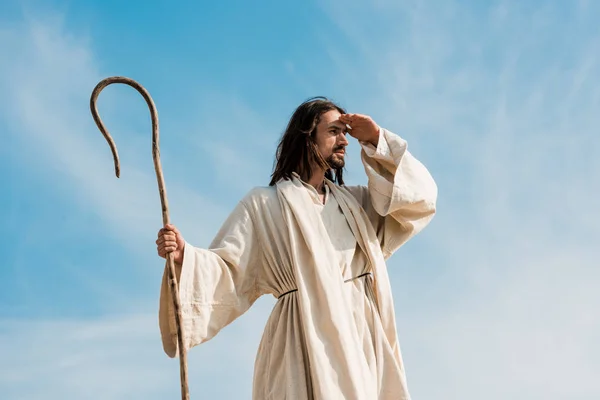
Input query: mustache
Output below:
<box><xmin>333</xmin><ymin>145</ymin><xmax>346</xmax><ymax>152</ymax></box>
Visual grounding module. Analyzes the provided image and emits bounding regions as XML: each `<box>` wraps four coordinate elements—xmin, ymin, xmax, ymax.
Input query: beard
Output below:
<box><xmin>326</xmin><ymin>147</ymin><xmax>345</xmax><ymax>169</ymax></box>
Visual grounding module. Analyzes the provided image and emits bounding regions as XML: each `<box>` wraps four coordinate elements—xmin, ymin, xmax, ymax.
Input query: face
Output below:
<box><xmin>314</xmin><ymin>109</ymin><xmax>349</xmax><ymax>169</ymax></box>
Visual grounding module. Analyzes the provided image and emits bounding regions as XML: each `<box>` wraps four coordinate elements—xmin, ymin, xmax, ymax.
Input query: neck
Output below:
<box><xmin>307</xmin><ymin>168</ymin><xmax>327</xmax><ymax>193</ymax></box>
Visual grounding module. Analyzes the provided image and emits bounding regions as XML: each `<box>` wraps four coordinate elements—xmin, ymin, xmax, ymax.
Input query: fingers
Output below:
<box><xmin>156</xmin><ymin>236</ymin><xmax>177</xmax><ymax>247</ymax></box>
<box><xmin>156</xmin><ymin>231</ymin><xmax>177</xmax><ymax>243</ymax></box>
<box><xmin>339</xmin><ymin>113</ymin><xmax>369</xmax><ymax>122</ymax></box>
<box><xmin>157</xmin><ymin>239</ymin><xmax>178</xmax><ymax>257</ymax></box>
<box><xmin>157</xmin><ymin>225</ymin><xmax>180</xmax><ymax>241</ymax></box>
<box><xmin>156</xmin><ymin>237</ymin><xmax>177</xmax><ymax>246</ymax></box>
<box><xmin>339</xmin><ymin>114</ymin><xmax>351</xmax><ymax>126</ymax></box>
<box><xmin>158</xmin><ymin>245</ymin><xmax>178</xmax><ymax>257</ymax></box>
<box><xmin>339</xmin><ymin>113</ymin><xmax>371</xmax><ymax>130</ymax></box>
<box><xmin>164</xmin><ymin>224</ymin><xmax>180</xmax><ymax>234</ymax></box>
<box><xmin>156</xmin><ymin>225</ymin><xmax>180</xmax><ymax>258</ymax></box>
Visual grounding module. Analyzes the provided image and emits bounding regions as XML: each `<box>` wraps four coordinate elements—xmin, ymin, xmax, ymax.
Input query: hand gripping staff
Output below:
<box><xmin>90</xmin><ymin>76</ymin><xmax>190</xmax><ymax>400</ymax></box>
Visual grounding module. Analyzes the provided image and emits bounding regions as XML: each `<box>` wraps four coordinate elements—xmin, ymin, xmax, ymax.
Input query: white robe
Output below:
<box><xmin>159</xmin><ymin>128</ymin><xmax>437</xmax><ymax>399</ymax></box>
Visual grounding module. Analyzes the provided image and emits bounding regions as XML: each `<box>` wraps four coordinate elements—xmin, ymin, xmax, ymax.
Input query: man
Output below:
<box><xmin>156</xmin><ymin>97</ymin><xmax>437</xmax><ymax>399</ymax></box>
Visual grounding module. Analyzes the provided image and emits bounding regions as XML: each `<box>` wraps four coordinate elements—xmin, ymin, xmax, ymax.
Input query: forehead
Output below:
<box><xmin>318</xmin><ymin>109</ymin><xmax>342</xmax><ymax>126</ymax></box>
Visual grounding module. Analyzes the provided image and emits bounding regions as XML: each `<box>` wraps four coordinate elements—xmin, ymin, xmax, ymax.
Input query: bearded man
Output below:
<box><xmin>156</xmin><ymin>97</ymin><xmax>437</xmax><ymax>399</ymax></box>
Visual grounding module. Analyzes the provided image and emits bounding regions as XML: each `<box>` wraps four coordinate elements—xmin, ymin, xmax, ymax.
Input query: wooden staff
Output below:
<box><xmin>89</xmin><ymin>76</ymin><xmax>190</xmax><ymax>400</ymax></box>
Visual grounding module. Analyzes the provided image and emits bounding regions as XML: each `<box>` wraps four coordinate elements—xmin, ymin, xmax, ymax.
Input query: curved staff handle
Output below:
<box><xmin>90</xmin><ymin>76</ymin><xmax>190</xmax><ymax>400</ymax></box>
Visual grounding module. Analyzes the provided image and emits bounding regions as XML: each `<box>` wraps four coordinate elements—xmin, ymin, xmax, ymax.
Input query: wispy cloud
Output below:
<box><xmin>0</xmin><ymin>297</ymin><xmax>277</xmax><ymax>400</ymax></box>
<box><xmin>0</xmin><ymin>13</ymin><xmax>235</xmax><ymax>297</ymax></box>
<box><xmin>0</xmin><ymin>315</ymin><xmax>175</xmax><ymax>400</ymax></box>
<box><xmin>0</xmin><ymin>10</ymin><xmax>278</xmax><ymax>399</ymax></box>
<box><xmin>2</xmin><ymin>2</ymin><xmax>599</xmax><ymax>399</ymax></box>
<box><xmin>321</xmin><ymin>1</ymin><xmax>600</xmax><ymax>399</ymax></box>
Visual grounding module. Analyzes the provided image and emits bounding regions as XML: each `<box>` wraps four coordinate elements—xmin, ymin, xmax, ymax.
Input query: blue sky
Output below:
<box><xmin>1</xmin><ymin>0</ymin><xmax>599</xmax><ymax>399</ymax></box>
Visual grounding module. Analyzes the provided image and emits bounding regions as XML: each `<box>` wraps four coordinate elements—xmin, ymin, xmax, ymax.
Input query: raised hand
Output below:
<box><xmin>339</xmin><ymin>113</ymin><xmax>380</xmax><ymax>146</ymax></box>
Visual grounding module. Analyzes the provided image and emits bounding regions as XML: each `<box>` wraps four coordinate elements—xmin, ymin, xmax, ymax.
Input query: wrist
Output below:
<box><xmin>368</xmin><ymin>126</ymin><xmax>381</xmax><ymax>147</ymax></box>
<box><xmin>175</xmin><ymin>242</ymin><xmax>185</xmax><ymax>265</ymax></box>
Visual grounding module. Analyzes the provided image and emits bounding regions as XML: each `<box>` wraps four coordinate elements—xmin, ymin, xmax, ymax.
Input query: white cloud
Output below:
<box><xmin>320</xmin><ymin>1</ymin><xmax>600</xmax><ymax>399</ymax></box>
<box><xmin>0</xmin><ymin>11</ymin><xmax>277</xmax><ymax>399</ymax></box>
<box><xmin>0</xmin><ymin>11</ymin><xmax>243</xmax><ymax>301</ymax></box>
<box><xmin>0</xmin><ymin>297</ymin><xmax>276</xmax><ymax>400</ymax></box>
<box><xmin>0</xmin><ymin>13</ymin><xmax>233</xmax><ymax>250</ymax></box>
<box><xmin>2</xmin><ymin>2</ymin><xmax>599</xmax><ymax>399</ymax></box>
<box><xmin>0</xmin><ymin>315</ymin><xmax>174</xmax><ymax>400</ymax></box>
<box><xmin>190</xmin><ymin>91</ymin><xmax>279</xmax><ymax>192</ymax></box>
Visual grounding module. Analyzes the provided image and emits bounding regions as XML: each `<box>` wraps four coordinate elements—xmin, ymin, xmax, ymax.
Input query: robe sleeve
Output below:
<box><xmin>347</xmin><ymin>127</ymin><xmax>438</xmax><ymax>259</ymax></box>
<box><xmin>159</xmin><ymin>199</ymin><xmax>265</xmax><ymax>358</ymax></box>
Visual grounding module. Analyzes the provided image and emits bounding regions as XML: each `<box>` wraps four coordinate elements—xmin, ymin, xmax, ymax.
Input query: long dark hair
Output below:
<box><xmin>269</xmin><ymin>97</ymin><xmax>346</xmax><ymax>186</ymax></box>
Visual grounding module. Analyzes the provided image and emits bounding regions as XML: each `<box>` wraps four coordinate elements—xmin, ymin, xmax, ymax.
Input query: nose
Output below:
<box><xmin>338</xmin><ymin>132</ymin><xmax>349</xmax><ymax>146</ymax></box>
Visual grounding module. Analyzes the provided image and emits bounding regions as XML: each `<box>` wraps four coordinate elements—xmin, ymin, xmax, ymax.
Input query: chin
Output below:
<box><xmin>327</xmin><ymin>155</ymin><xmax>345</xmax><ymax>169</ymax></box>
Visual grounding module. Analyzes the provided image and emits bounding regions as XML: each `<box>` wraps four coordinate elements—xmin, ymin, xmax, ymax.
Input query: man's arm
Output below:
<box><xmin>345</xmin><ymin>120</ymin><xmax>437</xmax><ymax>259</ymax></box>
<box><xmin>158</xmin><ymin>199</ymin><xmax>265</xmax><ymax>358</ymax></box>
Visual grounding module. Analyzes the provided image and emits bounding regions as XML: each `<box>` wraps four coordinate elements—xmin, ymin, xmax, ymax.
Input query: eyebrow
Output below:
<box><xmin>327</xmin><ymin>122</ymin><xmax>346</xmax><ymax>130</ymax></box>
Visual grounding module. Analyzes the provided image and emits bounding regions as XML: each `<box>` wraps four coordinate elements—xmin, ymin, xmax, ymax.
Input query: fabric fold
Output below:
<box><xmin>157</xmin><ymin>128</ymin><xmax>437</xmax><ymax>399</ymax></box>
